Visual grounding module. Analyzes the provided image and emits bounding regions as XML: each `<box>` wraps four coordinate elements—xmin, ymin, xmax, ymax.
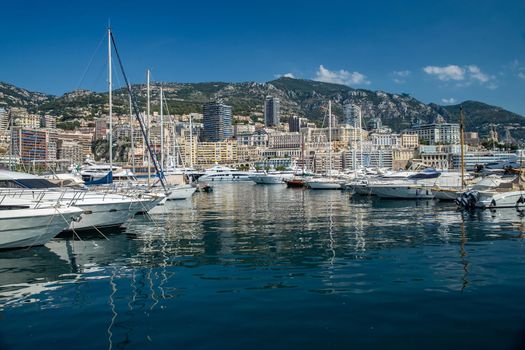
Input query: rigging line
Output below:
<box><xmin>110</xmin><ymin>31</ymin><xmax>167</xmax><ymax>192</ymax></box>
<box><xmin>76</xmin><ymin>32</ymin><xmax>106</xmax><ymax>91</ymax></box>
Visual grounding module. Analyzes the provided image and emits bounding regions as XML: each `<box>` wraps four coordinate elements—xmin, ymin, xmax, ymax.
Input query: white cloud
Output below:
<box><xmin>441</xmin><ymin>98</ymin><xmax>457</xmax><ymax>104</ymax></box>
<box><xmin>392</xmin><ymin>70</ymin><xmax>411</xmax><ymax>84</ymax></box>
<box><xmin>519</xmin><ymin>72</ymin><xmax>525</xmax><ymax>80</ymax></box>
<box><xmin>467</xmin><ymin>65</ymin><xmax>489</xmax><ymax>83</ymax></box>
<box><xmin>423</xmin><ymin>64</ymin><xmax>495</xmax><ymax>88</ymax></box>
<box><xmin>393</xmin><ymin>70</ymin><xmax>411</xmax><ymax>77</ymax></box>
<box><xmin>314</xmin><ymin>65</ymin><xmax>370</xmax><ymax>86</ymax></box>
<box><xmin>423</xmin><ymin>65</ymin><xmax>465</xmax><ymax>81</ymax></box>
<box><xmin>274</xmin><ymin>72</ymin><xmax>295</xmax><ymax>79</ymax></box>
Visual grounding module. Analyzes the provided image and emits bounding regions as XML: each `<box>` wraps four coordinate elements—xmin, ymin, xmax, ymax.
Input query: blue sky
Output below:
<box><xmin>1</xmin><ymin>0</ymin><xmax>524</xmax><ymax>114</ymax></box>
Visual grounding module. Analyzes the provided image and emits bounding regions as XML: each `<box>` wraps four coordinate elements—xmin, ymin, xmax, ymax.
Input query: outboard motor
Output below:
<box><xmin>456</xmin><ymin>190</ymin><xmax>480</xmax><ymax>210</ymax></box>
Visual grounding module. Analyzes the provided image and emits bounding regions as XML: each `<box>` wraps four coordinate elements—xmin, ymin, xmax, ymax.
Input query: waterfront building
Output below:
<box><xmin>40</xmin><ymin>115</ymin><xmax>57</xmax><ymax>129</ymax></box>
<box><xmin>400</xmin><ymin>133</ymin><xmax>419</xmax><ymax>149</ymax></box>
<box><xmin>14</xmin><ymin>114</ymin><xmax>40</xmax><ymax>128</ymax></box>
<box><xmin>264</xmin><ymin>96</ymin><xmax>280</xmax><ymax>127</ymax></box>
<box><xmin>203</xmin><ymin>102</ymin><xmax>233</xmax><ymax>142</ymax></box>
<box><xmin>195</xmin><ymin>140</ymin><xmax>238</xmax><ymax>166</ymax></box>
<box><xmin>451</xmin><ymin>151</ymin><xmax>518</xmax><ymax>170</ymax></box>
<box><xmin>233</xmin><ymin>124</ymin><xmax>256</xmax><ymax>136</ymax></box>
<box><xmin>57</xmin><ymin>132</ymin><xmax>94</xmax><ymax>159</ymax></box>
<box><xmin>267</xmin><ymin>132</ymin><xmax>302</xmax><ymax>149</ymax></box>
<box><xmin>0</xmin><ymin>108</ymin><xmax>9</xmax><ymax>131</ymax></box>
<box><xmin>288</xmin><ymin>115</ymin><xmax>308</xmax><ymax>132</ymax></box>
<box><xmin>254</xmin><ymin>158</ymin><xmax>292</xmax><ymax>170</ymax></box>
<box><xmin>58</xmin><ymin>140</ymin><xmax>83</xmax><ymax>164</ymax></box>
<box><xmin>392</xmin><ymin>148</ymin><xmax>417</xmax><ymax>170</ymax></box>
<box><xmin>409</xmin><ymin>121</ymin><xmax>460</xmax><ymax>145</ymax></box>
<box><xmin>94</xmin><ymin>118</ymin><xmax>107</xmax><ymax>140</ymax></box>
<box><xmin>370</xmin><ymin>132</ymin><xmax>400</xmax><ymax>147</ymax></box>
<box><xmin>0</xmin><ymin>108</ymin><xmax>9</xmax><ymax>149</ymax></box>
<box><xmin>464</xmin><ymin>132</ymin><xmax>480</xmax><ymax>146</ymax></box>
<box><xmin>343</xmin><ymin>147</ymin><xmax>393</xmax><ymax>170</ymax></box>
<box><xmin>342</xmin><ymin>103</ymin><xmax>361</xmax><ymax>127</ymax></box>
<box><xmin>237</xmin><ymin>145</ymin><xmax>261</xmax><ymax>163</ymax></box>
<box><xmin>11</xmin><ymin>127</ymin><xmax>51</xmax><ymax>163</ymax></box>
<box><xmin>237</xmin><ymin>132</ymin><xmax>268</xmax><ymax>147</ymax></box>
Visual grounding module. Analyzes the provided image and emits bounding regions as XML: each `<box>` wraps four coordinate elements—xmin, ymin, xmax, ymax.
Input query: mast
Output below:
<box><xmin>189</xmin><ymin>114</ymin><xmax>193</xmax><ymax>168</ymax></box>
<box><xmin>160</xmin><ymin>86</ymin><xmax>164</xmax><ymax>170</ymax></box>
<box><xmin>109</xmin><ymin>31</ymin><xmax>167</xmax><ymax>191</ymax></box>
<box><xmin>108</xmin><ymin>26</ymin><xmax>113</xmax><ymax>178</ymax></box>
<box><xmin>459</xmin><ymin>106</ymin><xmax>465</xmax><ymax>189</ymax></box>
<box><xmin>328</xmin><ymin>100</ymin><xmax>332</xmax><ymax>176</ymax></box>
<box><xmin>146</xmin><ymin>69</ymin><xmax>151</xmax><ymax>185</ymax></box>
<box><xmin>129</xmin><ymin>93</ymin><xmax>135</xmax><ymax>173</ymax></box>
<box><xmin>359</xmin><ymin>106</ymin><xmax>363</xmax><ymax>168</ymax></box>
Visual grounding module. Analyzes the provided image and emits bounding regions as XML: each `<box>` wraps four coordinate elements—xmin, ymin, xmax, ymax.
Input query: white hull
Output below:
<box><xmin>476</xmin><ymin>190</ymin><xmax>525</xmax><ymax>209</ymax></box>
<box><xmin>69</xmin><ymin>201</ymin><xmax>136</xmax><ymax>230</ymax></box>
<box><xmin>0</xmin><ymin>206</ymin><xmax>82</xmax><ymax>249</ymax></box>
<box><xmin>197</xmin><ymin>172</ymin><xmax>255</xmax><ymax>182</ymax></box>
<box><xmin>167</xmin><ymin>185</ymin><xmax>197</xmax><ymax>200</ymax></box>
<box><xmin>370</xmin><ymin>185</ymin><xmax>434</xmax><ymax>199</ymax></box>
<box><xmin>306</xmin><ymin>180</ymin><xmax>342</xmax><ymax>190</ymax></box>
<box><xmin>249</xmin><ymin>174</ymin><xmax>293</xmax><ymax>184</ymax></box>
<box><xmin>433</xmin><ymin>189</ymin><xmax>461</xmax><ymax>201</ymax></box>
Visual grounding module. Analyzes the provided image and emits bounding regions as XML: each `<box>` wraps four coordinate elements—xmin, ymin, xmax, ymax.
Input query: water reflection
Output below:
<box><xmin>1</xmin><ymin>183</ymin><xmax>525</xmax><ymax>349</ymax></box>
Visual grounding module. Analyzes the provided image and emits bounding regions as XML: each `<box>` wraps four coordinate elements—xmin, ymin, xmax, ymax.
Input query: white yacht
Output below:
<box><xmin>249</xmin><ymin>172</ymin><xmax>294</xmax><ymax>184</ymax></box>
<box><xmin>0</xmin><ymin>197</ymin><xmax>83</xmax><ymax>249</ymax></box>
<box><xmin>369</xmin><ymin>169</ymin><xmax>465</xmax><ymax>199</ymax></box>
<box><xmin>166</xmin><ymin>184</ymin><xmax>197</xmax><ymax>200</ymax></box>
<box><xmin>197</xmin><ymin>164</ymin><xmax>256</xmax><ymax>182</ymax></box>
<box><xmin>306</xmin><ymin>177</ymin><xmax>345</xmax><ymax>190</ymax></box>
<box><xmin>457</xmin><ymin>174</ymin><xmax>525</xmax><ymax>209</ymax></box>
<box><xmin>0</xmin><ymin>170</ymin><xmax>163</xmax><ymax>231</ymax></box>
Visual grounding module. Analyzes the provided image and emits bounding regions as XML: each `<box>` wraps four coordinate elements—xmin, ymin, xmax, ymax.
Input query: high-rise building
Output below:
<box><xmin>11</xmin><ymin>127</ymin><xmax>51</xmax><ymax>163</ymax></box>
<box><xmin>342</xmin><ymin>103</ymin><xmax>361</xmax><ymax>127</ymax></box>
<box><xmin>264</xmin><ymin>96</ymin><xmax>280</xmax><ymax>127</ymax></box>
<box><xmin>288</xmin><ymin>115</ymin><xmax>307</xmax><ymax>132</ymax></box>
<box><xmin>202</xmin><ymin>102</ymin><xmax>232</xmax><ymax>142</ymax></box>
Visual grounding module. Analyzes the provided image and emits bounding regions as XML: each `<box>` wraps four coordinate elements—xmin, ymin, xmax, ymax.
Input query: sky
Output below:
<box><xmin>1</xmin><ymin>0</ymin><xmax>524</xmax><ymax>114</ymax></box>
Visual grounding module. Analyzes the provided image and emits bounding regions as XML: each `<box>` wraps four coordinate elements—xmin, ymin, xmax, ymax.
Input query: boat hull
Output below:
<box><xmin>0</xmin><ymin>207</ymin><xmax>82</xmax><ymax>249</ymax></box>
<box><xmin>306</xmin><ymin>181</ymin><xmax>342</xmax><ymax>190</ymax></box>
<box><xmin>167</xmin><ymin>185</ymin><xmax>197</xmax><ymax>200</ymax></box>
<box><xmin>370</xmin><ymin>186</ymin><xmax>434</xmax><ymax>199</ymax></box>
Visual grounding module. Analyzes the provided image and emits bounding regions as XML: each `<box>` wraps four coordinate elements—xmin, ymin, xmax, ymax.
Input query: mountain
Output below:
<box><xmin>0</xmin><ymin>82</ymin><xmax>51</xmax><ymax>111</ymax></box>
<box><xmin>0</xmin><ymin>78</ymin><xmax>524</xmax><ymax>142</ymax></box>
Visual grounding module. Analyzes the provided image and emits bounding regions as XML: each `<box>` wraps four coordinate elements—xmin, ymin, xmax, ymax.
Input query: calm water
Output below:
<box><xmin>1</xmin><ymin>183</ymin><xmax>525</xmax><ymax>349</ymax></box>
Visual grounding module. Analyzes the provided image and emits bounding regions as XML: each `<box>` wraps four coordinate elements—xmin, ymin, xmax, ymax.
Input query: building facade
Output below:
<box><xmin>202</xmin><ymin>102</ymin><xmax>233</xmax><ymax>142</ymax></box>
<box><xmin>264</xmin><ymin>96</ymin><xmax>280</xmax><ymax>127</ymax></box>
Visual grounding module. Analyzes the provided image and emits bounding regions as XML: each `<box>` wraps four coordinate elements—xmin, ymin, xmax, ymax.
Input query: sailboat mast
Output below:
<box><xmin>459</xmin><ymin>107</ymin><xmax>465</xmax><ymax>189</ymax></box>
<box><xmin>160</xmin><ymin>86</ymin><xmax>164</xmax><ymax>169</ymax></box>
<box><xmin>147</xmin><ymin>69</ymin><xmax>151</xmax><ymax>185</ymax></box>
<box><xmin>328</xmin><ymin>100</ymin><xmax>332</xmax><ymax>175</ymax></box>
<box><xmin>108</xmin><ymin>27</ymin><xmax>113</xmax><ymax>174</ymax></box>
<box><xmin>359</xmin><ymin>107</ymin><xmax>363</xmax><ymax>168</ymax></box>
<box><xmin>129</xmin><ymin>93</ymin><xmax>135</xmax><ymax>173</ymax></box>
<box><xmin>189</xmin><ymin>114</ymin><xmax>193</xmax><ymax>168</ymax></box>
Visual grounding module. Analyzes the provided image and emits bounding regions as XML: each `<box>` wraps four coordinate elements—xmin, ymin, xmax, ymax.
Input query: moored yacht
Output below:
<box><xmin>368</xmin><ymin>169</ymin><xmax>465</xmax><ymax>199</ymax></box>
<box><xmin>0</xmin><ymin>197</ymin><xmax>83</xmax><ymax>249</ymax></box>
<box><xmin>249</xmin><ymin>172</ymin><xmax>294</xmax><ymax>184</ymax></box>
<box><xmin>196</xmin><ymin>164</ymin><xmax>256</xmax><ymax>182</ymax></box>
<box><xmin>0</xmin><ymin>170</ymin><xmax>162</xmax><ymax>231</ymax></box>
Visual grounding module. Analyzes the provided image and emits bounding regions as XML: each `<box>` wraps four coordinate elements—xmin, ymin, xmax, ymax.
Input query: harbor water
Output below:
<box><xmin>1</xmin><ymin>183</ymin><xmax>525</xmax><ymax>349</ymax></box>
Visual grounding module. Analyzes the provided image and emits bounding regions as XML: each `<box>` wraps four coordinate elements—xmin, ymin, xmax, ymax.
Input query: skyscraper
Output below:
<box><xmin>202</xmin><ymin>102</ymin><xmax>233</xmax><ymax>142</ymax></box>
<box><xmin>343</xmin><ymin>103</ymin><xmax>361</xmax><ymax>127</ymax></box>
<box><xmin>264</xmin><ymin>96</ymin><xmax>280</xmax><ymax>127</ymax></box>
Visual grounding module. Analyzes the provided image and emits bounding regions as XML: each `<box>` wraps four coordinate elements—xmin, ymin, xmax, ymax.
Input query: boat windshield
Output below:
<box><xmin>0</xmin><ymin>179</ymin><xmax>59</xmax><ymax>189</ymax></box>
